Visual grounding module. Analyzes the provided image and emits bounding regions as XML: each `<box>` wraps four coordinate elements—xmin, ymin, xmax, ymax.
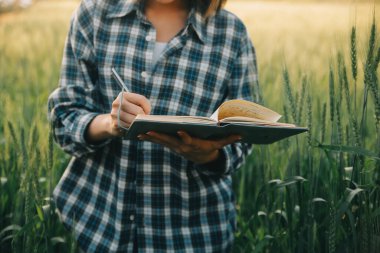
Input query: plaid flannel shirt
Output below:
<box><xmin>48</xmin><ymin>0</ymin><xmax>259</xmax><ymax>252</ymax></box>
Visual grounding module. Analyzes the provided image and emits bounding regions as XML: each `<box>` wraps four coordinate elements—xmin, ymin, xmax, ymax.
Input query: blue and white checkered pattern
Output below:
<box><xmin>48</xmin><ymin>0</ymin><xmax>259</xmax><ymax>252</ymax></box>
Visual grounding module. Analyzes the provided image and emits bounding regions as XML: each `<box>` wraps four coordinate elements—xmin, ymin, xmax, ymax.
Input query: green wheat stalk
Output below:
<box><xmin>321</xmin><ymin>103</ymin><xmax>327</xmax><ymax>143</ymax></box>
<box><xmin>375</xmin><ymin>46</ymin><xmax>380</xmax><ymax>71</ymax></box>
<box><xmin>328</xmin><ymin>206</ymin><xmax>336</xmax><ymax>253</ymax></box>
<box><xmin>342</xmin><ymin>65</ymin><xmax>351</xmax><ymax>115</ymax></box>
<box><xmin>360</xmin><ymin>202</ymin><xmax>369</xmax><ymax>253</ymax></box>
<box><xmin>336</xmin><ymin>102</ymin><xmax>343</xmax><ymax>146</ymax></box>
<box><xmin>345</xmin><ymin>124</ymin><xmax>350</xmax><ymax>165</ymax></box>
<box><xmin>337</xmin><ymin>52</ymin><xmax>344</xmax><ymax>104</ymax></box>
<box><xmin>351</xmin><ymin>26</ymin><xmax>358</xmax><ymax>114</ymax></box>
<box><xmin>342</xmin><ymin>65</ymin><xmax>361</xmax><ymax>147</ymax></box>
<box><xmin>297</xmin><ymin>76</ymin><xmax>307</xmax><ymax>125</ymax></box>
<box><xmin>283</xmin><ymin>104</ymin><xmax>291</xmax><ymax>149</ymax></box>
<box><xmin>28</xmin><ymin>124</ymin><xmax>38</xmax><ymax>154</ymax></box>
<box><xmin>295</xmin><ymin>91</ymin><xmax>299</xmax><ymax>122</ymax></box>
<box><xmin>47</xmin><ymin>130</ymin><xmax>54</xmax><ymax>197</ymax></box>
<box><xmin>329</xmin><ymin>66</ymin><xmax>335</xmax><ymax>123</ymax></box>
<box><xmin>351</xmin><ymin>26</ymin><xmax>358</xmax><ymax>82</ymax></box>
<box><xmin>307</xmin><ymin>94</ymin><xmax>312</xmax><ymax>148</ymax></box>
<box><xmin>365</xmin><ymin>64</ymin><xmax>380</xmax><ymax>127</ymax></box>
<box><xmin>366</xmin><ymin>18</ymin><xmax>376</xmax><ymax>67</ymax></box>
<box><xmin>19</xmin><ymin>129</ymin><xmax>33</xmax><ymax>252</ymax></box>
<box><xmin>283</xmin><ymin>68</ymin><xmax>297</xmax><ymax>123</ymax></box>
<box><xmin>364</xmin><ymin>18</ymin><xmax>380</xmax><ymax>128</ymax></box>
<box><xmin>7</xmin><ymin>121</ymin><xmax>19</xmax><ymax>151</ymax></box>
<box><xmin>335</xmin><ymin>101</ymin><xmax>344</xmax><ymax>192</ymax></box>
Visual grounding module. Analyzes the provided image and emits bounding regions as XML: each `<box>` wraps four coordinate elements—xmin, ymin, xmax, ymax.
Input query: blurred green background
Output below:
<box><xmin>1</xmin><ymin>0</ymin><xmax>379</xmax><ymax>252</ymax></box>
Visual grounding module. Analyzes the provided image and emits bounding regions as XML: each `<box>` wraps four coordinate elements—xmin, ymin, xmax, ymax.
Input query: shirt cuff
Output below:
<box><xmin>195</xmin><ymin>146</ymin><xmax>232</xmax><ymax>177</ymax></box>
<box><xmin>67</xmin><ymin>112</ymin><xmax>111</xmax><ymax>157</ymax></box>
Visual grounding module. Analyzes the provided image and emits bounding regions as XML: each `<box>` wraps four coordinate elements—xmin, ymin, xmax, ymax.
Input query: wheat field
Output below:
<box><xmin>0</xmin><ymin>1</ymin><xmax>379</xmax><ymax>252</ymax></box>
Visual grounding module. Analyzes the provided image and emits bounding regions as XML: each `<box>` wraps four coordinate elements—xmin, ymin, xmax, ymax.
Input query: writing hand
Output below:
<box><xmin>85</xmin><ymin>92</ymin><xmax>151</xmax><ymax>143</ymax></box>
<box><xmin>109</xmin><ymin>92</ymin><xmax>151</xmax><ymax>136</ymax></box>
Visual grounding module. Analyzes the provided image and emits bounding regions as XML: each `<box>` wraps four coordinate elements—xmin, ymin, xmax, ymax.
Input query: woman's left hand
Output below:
<box><xmin>138</xmin><ymin>131</ymin><xmax>241</xmax><ymax>164</ymax></box>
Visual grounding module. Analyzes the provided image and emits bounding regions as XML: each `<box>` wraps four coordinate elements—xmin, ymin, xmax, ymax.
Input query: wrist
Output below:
<box><xmin>208</xmin><ymin>149</ymin><xmax>220</xmax><ymax>163</ymax></box>
<box><xmin>197</xmin><ymin>149</ymin><xmax>220</xmax><ymax>165</ymax></box>
<box><xmin>86</xmin><ymin>114</ymin><xmax>114</xmax><ymax>143</ymax></box>
<box><xmin>197</xmin><ymin>149</ymin><xmax>226</xmax><ymax>173</ymax></box>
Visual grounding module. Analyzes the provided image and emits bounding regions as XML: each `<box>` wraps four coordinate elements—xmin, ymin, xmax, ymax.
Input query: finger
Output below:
<box><xmin>120</xmin><ymin>100</ymin><xmax>146</xmax><ymax>116</ymax></box>
<box><xmin>111</xmin><ymin>92</ymin><xmax>124</xmax><ymax>108</ymax></box>
<box><xmin>111</xmin><ymin>113</ymin><xmax>133</xmax><ymax>127</ymax></box>
<box><xmin>112</xmin><ymin>98</ymin><xmax>145</xmax><ymax>115</ymax></box>
<box><xmin>187</xmin><ymin>135</ymin><xmax>241</xmax><ymax>152</ymax></box>
<box><xmin>177</xmin><ymin>131</ymin><xmax>212</xmax><ymax>153</ymax></box>
<box><xmin>139</xmin><ymin>132</ymin><xmax>178</xmax><ymax>151</ymax></box>
<box><xmin>177</xmin><ymin>131</ymin><xmax>193</xmax><ymax>145</ymax></box>
<box><xmin>214</xmin><ymin>135</ymin><xmax>242</xmax><ymax>148</ymax></box>
<box><xmin>177</xmin><ymin>131</ymin><xmax>221</xmax><ymax>152</ymax></box>
<box><xmin>112</xmin><ymin>93</ymin><xmax>150</xmax><ymax>115</ymax></box>
<box><xmin>138</xmin><ymin>134</ymin><xmax>165</xmax><ymax>145</ymax></box>
<box><xmin>111</xmin><ymin>111</ymin><xmax>136</xmax><ymax>127</ymax></box>
<box><xmin>146</xmin><ymin>131</ymin><xmax>181</xmax><ymax>147</ymax></box>
<box><xmin>110</xmin><ymin>107</ymin><xmax>137</xmax><ymax>126</ymax></box>
<box><xmin>124</xmin><ymin>92</ymin><xmax>151</xmax><ymax>114</ymax></box>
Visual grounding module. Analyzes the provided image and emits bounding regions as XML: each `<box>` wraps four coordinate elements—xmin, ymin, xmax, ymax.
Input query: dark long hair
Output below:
<box><xmin>195</xmin><ymin>0</ymin><xmax>227</xmax><ymax>17</ymax></box>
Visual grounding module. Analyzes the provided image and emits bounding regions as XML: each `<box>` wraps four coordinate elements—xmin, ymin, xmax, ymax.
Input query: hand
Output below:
<box><xmin>109</xmin><ymin>92</ymin><xmax>151</xmax><ymax>137</ymax></box>
<box><xmin>138</xmin><ymin>131</ymin><xmax>241</xmax><ymax>164</ymax></box>
<box><xmin>85</xmin><ymin>92</ymin><xmax>151</xmax><ymax>143</ymax></box>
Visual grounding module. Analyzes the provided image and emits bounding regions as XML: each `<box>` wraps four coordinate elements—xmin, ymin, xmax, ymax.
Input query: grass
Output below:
<box><xmin>0</xmin><ymin>0</ymin><xmax>379</xmax><ymax>252</ymax></box>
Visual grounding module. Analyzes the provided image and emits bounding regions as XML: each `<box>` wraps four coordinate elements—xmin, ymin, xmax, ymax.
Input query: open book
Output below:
<box><xmin>124</xmin><ymin>99</ymin><xmax>308</xmax><ymax>144</ymax></box>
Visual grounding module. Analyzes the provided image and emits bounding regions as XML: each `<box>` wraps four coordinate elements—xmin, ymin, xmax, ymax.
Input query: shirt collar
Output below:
<box><xmin>186</xmin><ymin>8</ymin><xmax>207</xmax><ymax>44</ymax></box>
<box><xmin>106</xmin><ymin>0</ymin><xmax>144</xmax><ymax>19</ymax></box>
<box><xmin>106</xmin><ymin>0</ymin><xmax>207</xmax><ymax>44</ymax></box>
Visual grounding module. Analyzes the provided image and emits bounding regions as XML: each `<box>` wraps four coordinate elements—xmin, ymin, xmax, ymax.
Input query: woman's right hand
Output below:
<box><xmin>85</xmin><ymin>92</ymin><xmax>151</xmax><ymax>143</ymax></box>
<box><xmin>109</xmin><ymin>92</ymin><xmax>151</xmax><ymax>136</ymax></box>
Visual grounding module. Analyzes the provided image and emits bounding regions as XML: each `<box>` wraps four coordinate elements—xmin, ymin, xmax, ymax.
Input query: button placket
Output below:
<box><xmin>145</xmin><ymin>35</ymin><xmax>152</xmax><ymax>42</ymax></box>
<box><xmin>141</xmin><ymin>71</ymin><xmax>148</xmax><ymax>79</ymax></box>
<box><xmin>144</xmin><ymin>28</ymin><xmax>156</xmax><ymax>74</ymax></box>
<box><xmin>134</xmin><ymin>142</ymin><xmax>146</xmax><ymax>228</ymax></box>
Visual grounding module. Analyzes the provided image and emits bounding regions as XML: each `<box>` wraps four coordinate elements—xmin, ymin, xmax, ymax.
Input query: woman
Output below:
<box><xmin>48</xmin><ymin>0</ymin><xmax>259</xmax><ymax>252</ymax></box>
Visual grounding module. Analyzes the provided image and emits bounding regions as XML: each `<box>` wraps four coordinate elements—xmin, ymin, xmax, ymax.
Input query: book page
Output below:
<box><xmin>134</xmin><ymin>114</ymin><xmax>217</xmax><ymax>124</ymax></box>
<box><xmin>220</xmin><ymin>116</ymin><xmax>296</xmax><ymax>127</ymax></box>
<box><xmin>210</xmin><ymin>109</ymin><xmax>219</xmax><ymax>121</ymax></box>
<box><xmin>218</xmin><ymin>100</ymin><xmax>282</xmax><ymax>122</ymax></box>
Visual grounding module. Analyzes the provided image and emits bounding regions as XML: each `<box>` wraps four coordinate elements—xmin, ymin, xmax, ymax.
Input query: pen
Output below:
<box><xmin>111</xmin><ymin>67</ymin><xmax>130</xmax><ymax>92</ymax></box>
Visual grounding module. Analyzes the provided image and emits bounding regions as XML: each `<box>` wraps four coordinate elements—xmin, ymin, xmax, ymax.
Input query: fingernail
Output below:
<box><xmin>177</xmin><ymin>131</ymin><xmax>184</xmax><ymax>136</ymax></box>
<box><xmin>137</xmin><ymin>134</ymin><xmax>143</xmax><ymax>140</ymax></box>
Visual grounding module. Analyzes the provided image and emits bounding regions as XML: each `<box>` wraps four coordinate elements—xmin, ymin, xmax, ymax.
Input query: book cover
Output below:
<box><xmin>123</xmin><ymin>99</ymin><xmax>308</xmax><ymax>144</ymax></box>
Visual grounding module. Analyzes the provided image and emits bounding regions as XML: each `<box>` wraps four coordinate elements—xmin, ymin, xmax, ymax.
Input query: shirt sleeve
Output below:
<box><xmin>47</xmin><ymin>1</ymin><xmax>111</xmax><ymax>158</ymax></box>
<box><xmin>196</xmin><ymin>28</ymin><xmax>259</xmax><ymax>177</ymax></box>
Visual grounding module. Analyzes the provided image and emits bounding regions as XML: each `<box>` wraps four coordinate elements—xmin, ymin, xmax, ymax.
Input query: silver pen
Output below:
<box><xmin>111</xmin><ymin>67</ymin><xmax>130</xmax><ymax>92</ymax></box>
<box><xmin>111</xmin><ymin>67</ymin><xmax>130</xmax><ymax>133</ymax></box>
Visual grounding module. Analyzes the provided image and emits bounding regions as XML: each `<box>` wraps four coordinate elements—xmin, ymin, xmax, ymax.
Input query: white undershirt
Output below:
<box><xmin>152</xmin><ymin>41</ymin><xmax>167</xmax><ymax>66</ymax></box>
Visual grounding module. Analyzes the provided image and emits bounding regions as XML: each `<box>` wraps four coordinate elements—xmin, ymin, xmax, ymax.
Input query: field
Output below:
<box><xmin>0</xmin><ymin>0</ymin><xmax>379</xmax><ymax>252</ymax></box>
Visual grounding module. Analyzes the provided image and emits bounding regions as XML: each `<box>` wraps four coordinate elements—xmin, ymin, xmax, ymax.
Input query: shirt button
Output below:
<box><xmin>141</xmin><ymin>71</ymin><xmax>148</xmax><ymax>79</ymax></box>
<box><xmin>129</xmin><ymin>214</ymin><xmax>135</xmax><ymax>221</ymax></box>
<box><xmin>145</xmin><ymin>35</ymin><xmax>152</xmax><ymax>42</ymax></box>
